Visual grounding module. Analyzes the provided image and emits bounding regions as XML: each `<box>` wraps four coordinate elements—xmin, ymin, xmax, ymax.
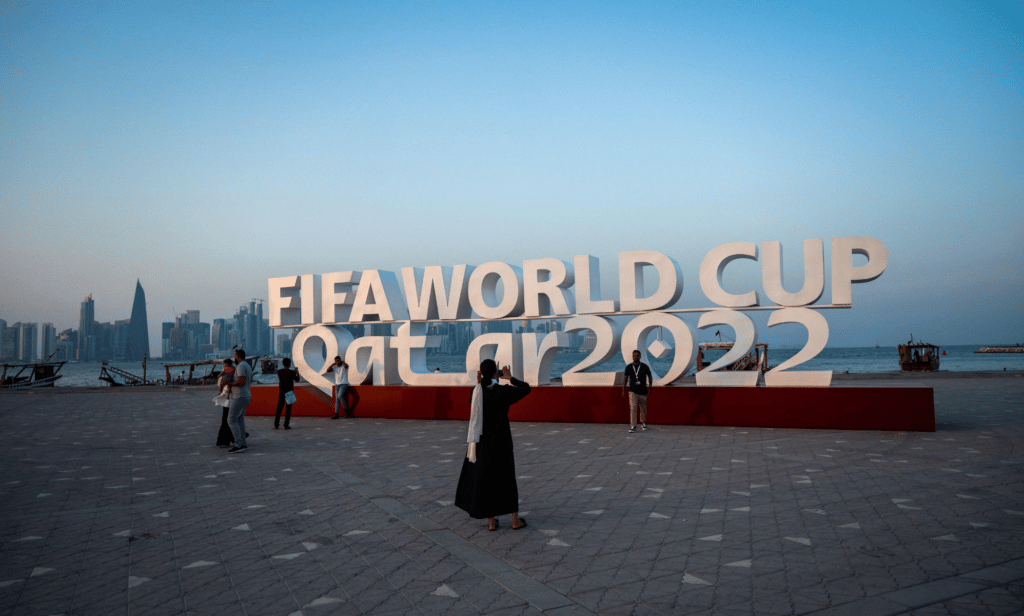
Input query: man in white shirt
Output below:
<box><xmin>324</xmin><ymin>356</ymin><xmax>352</xmax><ymax>419</ymax></box>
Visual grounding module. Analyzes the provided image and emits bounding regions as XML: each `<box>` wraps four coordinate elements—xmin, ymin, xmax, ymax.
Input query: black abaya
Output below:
<box><xmin>455</xmin><ymin>377</ymin><xmax>531</xmax><ymax>519</ymax></box>
<box><xmin>216</xmin><ymin>406</ymin><xmax>233</xmax><ymax>446</ymax></box>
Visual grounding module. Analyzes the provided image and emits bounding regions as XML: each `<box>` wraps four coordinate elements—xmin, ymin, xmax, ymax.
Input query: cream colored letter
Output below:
<box><xmin>699</xmin><ymin>242</ymin><xmax>759</xmax><ymax>307</ymax></box>
<box><xmin>830</xmin><ymin>237</ymin><xmax>888</xmax><ymax>305</ymax></box>
<box><xmin>619</xmin><ymin>251</ymin><xmax>683</xmax><ymax>311</ymax></box>
<box><xmin>761</xmin><ymin>240</ymin><xmax>823</xmax><ymax>306</ymax></box>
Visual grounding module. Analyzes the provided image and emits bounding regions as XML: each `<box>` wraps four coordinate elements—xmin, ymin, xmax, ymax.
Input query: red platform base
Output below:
<box><xmin>247</xmin><ymin>384</ymin><xmax>935</xmax><ymax>432</ymax></box>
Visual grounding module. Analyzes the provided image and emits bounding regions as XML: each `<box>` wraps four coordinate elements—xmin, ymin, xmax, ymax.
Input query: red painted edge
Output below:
<box><xmin>246</xmin><ymin>384</ymin><xmax>935</xmax><ymax>432</ymax></box>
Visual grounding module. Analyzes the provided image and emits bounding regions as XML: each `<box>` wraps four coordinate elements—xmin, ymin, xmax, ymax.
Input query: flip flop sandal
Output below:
<box><xmin>512</xmin><ymin>518</ymin><xmax>528</xmax><ymax>530</ymax></box>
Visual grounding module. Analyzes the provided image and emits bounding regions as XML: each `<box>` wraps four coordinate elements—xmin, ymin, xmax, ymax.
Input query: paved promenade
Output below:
<box><xmin>2</xmin><ymin>375</ymin><xmax>1023</xmax><ymax>615</ymax></box>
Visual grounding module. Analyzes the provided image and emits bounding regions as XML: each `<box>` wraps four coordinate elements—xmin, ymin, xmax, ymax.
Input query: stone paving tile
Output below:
<box><xmin>1</xmin><ymin>376</ymin><xmax>1024</xmax><ymax>614</ymax></box>
<box><xmin>923</xmin><ymin>581</ymin><xmax>1024</xmax><ymax>615</ymax></box>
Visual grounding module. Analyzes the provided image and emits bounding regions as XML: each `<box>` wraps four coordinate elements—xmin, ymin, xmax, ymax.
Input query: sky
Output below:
<box><xmin>1</xmin><ymin>0</ymin><xmax>1021</xmax><ymax>356</ymax></box>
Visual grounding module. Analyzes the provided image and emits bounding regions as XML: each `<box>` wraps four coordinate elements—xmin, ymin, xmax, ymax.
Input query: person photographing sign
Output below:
<box><xmin>323</xmin><ymin>356</ymin><xmax>352</xmax><ymax>418</ymax></box>
<box><xmin>455</xmin><ymin>359</ymin><xmax>530</xmax><ymax>531</ymax></box>
<box><xmin>623</xmin><ymin>350</ymin><xmax>653</xmax><ymax>433</ymax></box>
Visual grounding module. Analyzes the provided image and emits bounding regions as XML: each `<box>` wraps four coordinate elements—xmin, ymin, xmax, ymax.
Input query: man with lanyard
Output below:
<box><xmin>324</xmin><ymin>356</ymin><xmax>352</xmax><ymax>419</ymax></box>
<box><xmin>622</xmin><ymin>350</ymin><xmax>654</xmax><ymax>433</ymax></box>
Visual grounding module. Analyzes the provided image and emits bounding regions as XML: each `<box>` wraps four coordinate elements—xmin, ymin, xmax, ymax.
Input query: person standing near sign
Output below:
<box><xmin>324</xmin><ymin>356</ymin><xmax>352</xmax><ymax>419</ymax></box>
<box><xmin>215</xmin><ymin>358</ymin><xmax>235</xmax><ymax>447</ymax></box>
<box><xmin>274</xmin><ymin>357</ymin><xmax>299</xmax><ymax>430</ymax></box>
<box><xmin>227</xmin><ymin>349</ymin><xmax>253</xmax><ymax>453</ymax></box>
<box><xmin>622</xmin><ymin>350</ymin><xmax>653</xmax><ymax>433</ymax></box>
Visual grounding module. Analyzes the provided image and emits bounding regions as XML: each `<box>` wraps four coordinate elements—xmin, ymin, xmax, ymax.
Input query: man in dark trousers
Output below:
<box><xmin>274</xmin><ymin>358</ymin><xmax>299</xmax><ymax>430</ymax></box>
<box><xmin>622</xmin><ymin>350</ymin><xmax>653</xmax><ymax>433</ymax></box>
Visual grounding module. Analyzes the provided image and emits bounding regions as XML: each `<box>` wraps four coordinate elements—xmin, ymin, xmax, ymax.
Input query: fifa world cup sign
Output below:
<box><xmin>268</xmin><ymin>237</ymin><xmax>887</xmax><ymax>395</ymax></box>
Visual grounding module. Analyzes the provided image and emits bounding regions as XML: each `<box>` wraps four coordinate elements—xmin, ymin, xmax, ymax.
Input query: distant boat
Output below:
<box><xmin>1</xmin><ymin>361</ymin><xmax>67</xmax><ymax>389</ymax></box>
<box><xmin>696</xmin><ymin>342</ymin><xmax>769</xmax><ymax>372</ymax></box>
<box><xmin>898</xmin><ymin>338</ymin><xmax>940</xmax><ymax>372</ymax></box>
<box><xmin>160</xmin><ymin>355</ymin><xmax>262</xmax><ymax>386</ymax></box>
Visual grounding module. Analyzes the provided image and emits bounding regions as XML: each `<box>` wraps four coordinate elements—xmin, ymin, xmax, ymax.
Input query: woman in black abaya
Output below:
<box><xmin>455</xmin><ymin>359</ymin><xmax>530</xmax><ymax>531</ymax></box>
<box><xmin>215</xmin><ymin>359</ymin><xmax>236</xmax><ymax>447</ymax></box>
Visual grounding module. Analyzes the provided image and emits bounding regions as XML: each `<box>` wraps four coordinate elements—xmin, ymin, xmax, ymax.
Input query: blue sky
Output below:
<box><xmin>1</xmin><ymin>0</ymin><xmax>1021</xmax><ymax>355</ymax></box>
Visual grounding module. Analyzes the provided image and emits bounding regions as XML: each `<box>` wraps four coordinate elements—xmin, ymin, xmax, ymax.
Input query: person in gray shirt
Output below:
<box><xmin>227</xmin><ymin>349</ymin><xmax>253</xmax><ymax>453</ymax></box>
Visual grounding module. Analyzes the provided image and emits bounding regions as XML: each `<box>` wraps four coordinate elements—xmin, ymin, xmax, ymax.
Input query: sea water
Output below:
<box><xmin>47</xmin><ymin>344</ymin><xmax>1024</xmax><ymax>387</ymax></box>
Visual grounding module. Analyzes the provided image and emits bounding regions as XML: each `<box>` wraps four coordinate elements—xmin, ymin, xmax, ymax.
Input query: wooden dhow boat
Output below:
<box><xmin>1</xmin><ymin>361</ymin><xmax>67</xmax><ymax>389</ymax></box>
<box><xmin>696</xmin><ymin>342</ymin><xmax>769</xmax><ymax>372</ymax></box>
<box><xmin>898</xmin><ymin>338</ymin><xmax>940</xmax><ymax>372</ymax></box>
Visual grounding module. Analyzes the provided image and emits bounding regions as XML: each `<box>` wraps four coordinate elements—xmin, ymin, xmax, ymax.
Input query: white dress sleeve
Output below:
<box><xmin>466</xmin><ymin>383</ymin><xmax>484</xmax><ymax>462</ymax></box>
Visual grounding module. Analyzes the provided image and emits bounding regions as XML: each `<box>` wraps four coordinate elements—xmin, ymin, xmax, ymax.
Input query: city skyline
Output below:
<box><xmin>1</xmin><ymin>2</ymin><xmax>1021</xmax><ymax>348</ymax></box>
<box><xmin>0</xmin><ymin>281</ymin><xmax>286</xmax><ymax>361</ymax></box>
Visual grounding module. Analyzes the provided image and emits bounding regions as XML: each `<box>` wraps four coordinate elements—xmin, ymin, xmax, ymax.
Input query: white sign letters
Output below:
<box><xmin>269</xmin><ymin>237</ymin><xmax>887</xmax><ymax>392</ymax></box>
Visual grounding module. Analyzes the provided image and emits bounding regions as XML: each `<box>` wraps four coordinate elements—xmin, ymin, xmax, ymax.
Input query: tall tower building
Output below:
<box><xmin>18</xmin><ymin>322</ymin><xmax>38</xmax><ymax>361</ymax></box>
<box><xmin>9</xmin><ymin>323</ymin><xmax>23</xmax><ymax>360</ymax></box>
<box><xmin>161</xmin><ymin>322</ymin><xmax>174</xmax><ymax>357</ymax></box>
<box><xmin>79</xmin><ymin>294</ymin><xmax>95</xmax><ymax>361</ymax></box>
<box><xmin>212</xmin><ymin>319</ymin><xmax>229</xmax><ymax>351</ymax></box>
<box><xmin>42</xmin><ymin>323</ymin><xmax>57</xmax><ymax>360</ymax></box>
<box><xmin>245</xmin><ymin>301</ymin><xmax>257</xmax><ymax>352</ymax></box>
<box><xmin>124</xmin><ymin>280</ymin><xmax>151</xmax><ymax>361</ymax></box>
<box><xmin>255</xmin><ymin>302</ymin><xmax>266</xmax><ymax>354</ymax></box>
<box><xmin>1</xmin><ymin>322</ymin><xmax>16</xmax><ymax>360</ymax></box>
<box><xmin>55</xmin><ymin>331</ymin><xmax>74</xmax><ymax>361</ymax></box>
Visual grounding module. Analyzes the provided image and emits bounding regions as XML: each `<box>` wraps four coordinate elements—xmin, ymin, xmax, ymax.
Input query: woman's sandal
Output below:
<box><xmin>488</xmin><ymin>519</ymin><xmax>499</xmax><ymax>531</ymax></box>
<box><xmin>512</xmin><ymin>518</ymin><xmax>528</xmax><ymax>530</ymax></box>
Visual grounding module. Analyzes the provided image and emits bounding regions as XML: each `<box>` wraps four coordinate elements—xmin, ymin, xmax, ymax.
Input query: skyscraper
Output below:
<box><xmin>1</xmin><ymin>324</ymin><xmax>17</xmax><ymax>360</ymax></box>
<box><xmin>124</xmin><ymin>280</ymin><xmax>150</xmax><ymax>361</ymax></box>
<box><xmin>212</xmin><ymin>319</ymin><xmax>229</xmax><ymax>351</ymax></box>
<box><xmin>42</xmin><ymin>323</ymin><xmax>56</xmax><ymax>360</ymax></box>
<box><xmin>245</xmin><ymin>301</ymin><xmax>257</xmax><ymax>352</ymax></box>
<box><xmin>79</xmin><ymin>294</ymin><xmax>95</xmax><ymax>361</ymax></box>
<box><xmin>113</xmin><ymin>319</ymin><xmax>131</xmax><ymax>359</ymax></box>
<box><xmin>0</xmin><ymin>320</ymin><xmax>8</xmax><ymax>360</ymax></box>
<box><xmin>161</xmin><ymin>322</ymin><xmax>174</xmax><ymax>357</ymax></box>
<box><xmin>255</xmin><ymin>301</ymin><xmax>266</xmax><ymax>354</ymax></box>
<box><xmin>55</xmin><ymin>331</ymin><xmax>74</xmax><ymax>361</ymax></box>
<box><xmin>17</xmin><ymin>322</ymin><xmax>38</xmax><ymax>361</ymax></box>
